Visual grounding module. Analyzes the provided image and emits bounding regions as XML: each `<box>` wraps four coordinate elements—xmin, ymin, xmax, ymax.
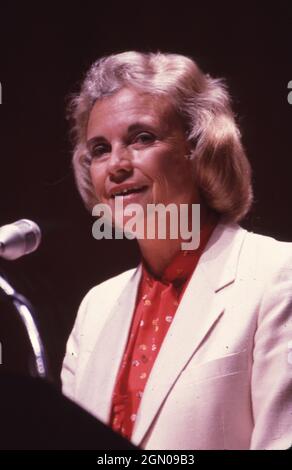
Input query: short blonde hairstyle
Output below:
<box><xmin>68</xmin><ymin>51</ymin><xmax>253</xmax><ymax>222</ymax></box>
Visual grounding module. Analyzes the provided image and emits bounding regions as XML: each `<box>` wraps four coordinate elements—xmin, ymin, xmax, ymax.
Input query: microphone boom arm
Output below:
<box><xmin>0</xmin><ymin>274</ymin><xmax>49</xmax><ymax>379</ymax></box>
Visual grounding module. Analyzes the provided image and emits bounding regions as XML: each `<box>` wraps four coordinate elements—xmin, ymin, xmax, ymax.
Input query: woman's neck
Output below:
<box><xmin>138</xmin><ymin>237</ymin><xmax>183</xmax><ymax>278</ymax></box>
<box><xmin>137</xmin><ymin>205</ymin><xmax>217</xmax><ymax>278</ymax></box>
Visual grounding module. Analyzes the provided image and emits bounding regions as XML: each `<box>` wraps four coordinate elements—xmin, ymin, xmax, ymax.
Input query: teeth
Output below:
<box><xmin>112</xmin><ymin>186</ymin><xmax>144</xmax><ymax>197</ymax></box>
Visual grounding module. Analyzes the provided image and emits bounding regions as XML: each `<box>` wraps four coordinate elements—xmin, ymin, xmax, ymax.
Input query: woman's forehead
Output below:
<box><xmin>87</xmin><ymin>87</ymin><xmax>183</xmax><ymax>139</ymax></box>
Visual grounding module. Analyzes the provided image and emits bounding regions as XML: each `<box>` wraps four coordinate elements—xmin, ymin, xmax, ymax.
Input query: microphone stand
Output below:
<box><xmin>0</xmin><ymin>274</ymin><xmax>49</xmax><ymax>379</ymax></box>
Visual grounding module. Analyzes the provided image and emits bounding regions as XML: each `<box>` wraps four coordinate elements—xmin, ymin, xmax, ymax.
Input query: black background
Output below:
<box><xmin>0</xmin><ymin>3</ymin><xmax>291</xmax><ymax>383</ymax></box>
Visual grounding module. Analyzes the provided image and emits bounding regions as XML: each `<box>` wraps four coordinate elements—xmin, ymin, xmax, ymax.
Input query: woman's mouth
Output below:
<box><xmin>110</xmin><ymin>185</ymin><xmax>149</xmax><ymax>200</ymax></box>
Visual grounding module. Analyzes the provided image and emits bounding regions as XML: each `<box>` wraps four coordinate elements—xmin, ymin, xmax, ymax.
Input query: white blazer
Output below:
<box><xmin>61</xmin><ymin>221</ymin><xmax>292</xmax><ymax>450</ymax></box>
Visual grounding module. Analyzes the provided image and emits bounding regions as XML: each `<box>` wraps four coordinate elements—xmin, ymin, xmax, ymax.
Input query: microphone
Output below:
<box><xmin>0</xmin><ymin>219</ymin><xmax>41</xmax><ymax>260</ymax></box>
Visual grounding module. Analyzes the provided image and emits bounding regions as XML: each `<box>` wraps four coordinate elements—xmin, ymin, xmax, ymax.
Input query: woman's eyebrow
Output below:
<box><xmin>127</xmin><ymin>122</ymin><xmax>158</xmax><ymax>133</ymax></box>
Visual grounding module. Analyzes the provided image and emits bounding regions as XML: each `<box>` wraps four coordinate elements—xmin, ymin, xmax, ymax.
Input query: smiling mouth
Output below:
<box><xmin>110</xmin><ymin>186</ymin><xmax>148</xmax><ymax>198</ymax></box>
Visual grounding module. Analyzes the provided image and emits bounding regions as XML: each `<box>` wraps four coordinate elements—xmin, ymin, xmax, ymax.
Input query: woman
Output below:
<box><xmin>61</xmin><ymin>51</ymin><xmax>292</xmax><ymax>450</ymax></box>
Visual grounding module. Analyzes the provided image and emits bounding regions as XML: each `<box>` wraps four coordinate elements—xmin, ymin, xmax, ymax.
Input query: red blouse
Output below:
<box><xmin>109</xmin><ymin>220</ymin><xmax>217</xmax><ymax>440</ymax></box>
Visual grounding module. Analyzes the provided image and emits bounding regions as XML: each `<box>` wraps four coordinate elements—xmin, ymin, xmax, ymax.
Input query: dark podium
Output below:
<box><xmin>0</xmin><ymin>374</ymin><xmax>137</xmax><ymax>450</ymax></box>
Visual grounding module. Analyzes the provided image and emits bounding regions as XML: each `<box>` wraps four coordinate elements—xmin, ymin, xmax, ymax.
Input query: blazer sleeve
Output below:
<box><xmin>61</xmin><ymin>289</ymin><xmax>93</xmax><ymax>402</ymax></box>
<box><xmin>250</xmin><ymin>245</ymin><xmax>292</xmax><ymax>450</ymax></box>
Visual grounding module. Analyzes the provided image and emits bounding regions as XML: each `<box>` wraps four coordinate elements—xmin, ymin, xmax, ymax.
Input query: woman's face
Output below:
<box><xmin>87</xmin><ymin>87</ymin><xmax>199</xmax><ymax>229</ymax></box>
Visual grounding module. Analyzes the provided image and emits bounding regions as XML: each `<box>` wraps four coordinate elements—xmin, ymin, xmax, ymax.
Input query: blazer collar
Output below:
<box><xmin>199</xmin><ymin>220</ymin><xmax>247</xmax><ymax>292</ymax></box>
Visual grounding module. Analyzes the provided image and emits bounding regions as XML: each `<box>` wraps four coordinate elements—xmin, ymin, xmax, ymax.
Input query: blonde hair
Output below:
<box><xmin>68</xmin><ymin>51</ymin><xmax>253</xmax><ymax>222</ymax></box>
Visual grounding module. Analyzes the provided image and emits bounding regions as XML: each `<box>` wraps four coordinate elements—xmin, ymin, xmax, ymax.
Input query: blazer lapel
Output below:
<box><xmin>78</xmin><ymin>265</ymin><xmax>142</xmax><ymax>423</ymax></box>
<box><xmin>131</xmin><ymin>222</ymin><xmax>248</xmax><ymax>446</ymax></box>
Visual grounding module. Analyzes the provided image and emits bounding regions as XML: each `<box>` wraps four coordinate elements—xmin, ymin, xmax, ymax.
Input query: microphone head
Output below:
<box><xmin>0</xmin><ymin>219</ymin><xmax>42</xmax><ymax>260</ymax></box>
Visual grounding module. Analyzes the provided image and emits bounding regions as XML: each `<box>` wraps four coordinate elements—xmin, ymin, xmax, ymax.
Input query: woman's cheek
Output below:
<box><xmin>90</xmin><ymin>164</ymin><xmax>104</xmax><ymax>187</ymax></box>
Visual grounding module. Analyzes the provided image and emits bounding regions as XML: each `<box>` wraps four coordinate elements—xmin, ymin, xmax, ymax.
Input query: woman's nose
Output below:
<box><xmin>107</xmin><ymin>145</ymin><xmax>133</xmax><ymax>176</ymax></box>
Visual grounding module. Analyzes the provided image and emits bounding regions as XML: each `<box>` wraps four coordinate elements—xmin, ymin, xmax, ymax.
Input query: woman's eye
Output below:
<box><xmin>90</xmin><ymin>144</ymin><xmax>109</xmax><ymax>158</ymax></box>
<box><xmin>134</xmin><ymin>132</ymin><xmax>155</xmax><ymax>144</ymax></box>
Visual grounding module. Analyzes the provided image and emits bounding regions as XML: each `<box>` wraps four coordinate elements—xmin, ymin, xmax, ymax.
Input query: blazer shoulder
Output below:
<box><xmin>88</xmin><ymin>266</ymin><xmax>138</xmax><ymax>298</ymax></box>
<box><xmin>239</xmin><ymin>229</ymin><xmax>292</xmax><ymax>282</ymax></box>
<box><xmin>75</xmin><ymin>265</ymin><xmax>140</xmax><ymax>338</ymax></box>
<box><xmin>244</xmin><ymin>230</ymin><xmax>292</xmax><ymax>264</ymax></box>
